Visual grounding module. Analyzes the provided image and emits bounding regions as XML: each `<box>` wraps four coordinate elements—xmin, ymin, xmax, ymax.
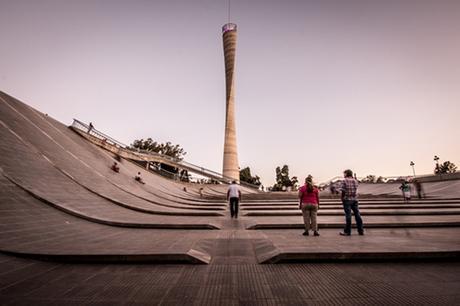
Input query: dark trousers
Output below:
<box><xmin>342</xmin><ymin>200</ymin><xmax>364</xmax><ymax>234</ymax></box>
<box><xmin>229</xmin><ymin>197</ymin><xmax>239</xmax><ymax>218</ymax></box>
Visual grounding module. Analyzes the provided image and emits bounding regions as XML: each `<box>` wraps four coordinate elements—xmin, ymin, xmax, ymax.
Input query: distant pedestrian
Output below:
<box><xmin>110</xmin><ymin>162</ymin><xmax>120</xmax><ymax>173</ymax></box>
<box><xmin>199</xmin><ymin>187</ymin><xmax>204</xmax><ymax>197</ymax></box>
<box><xmin>399</xmin><ymin>181</ymin><xmax>411</xmax><ymax>202</ymax></box>
<box><xmin>329</xmin><ymin>183</ymin><xmax>336</xmax><ymax>196</ymax></box>
<box><xmin>340</xmin><ymin>169</ymin><xmax>364</xmax><ymax>236</ymax></box>
<box><xmin>227</xmin><ymin>181</ymin><xmax>241</xmax><ymax>218</ymax></box>
<box><xmin>413</xmin><ymin>179</ymin><xmax>425</xmax><ymax>199</ymax></box>
<box><xmin>87</xmin><ymin>122</ymin><xmax>94</xmax><ymax>134</ymax></box>
<box><xmin>134</xmin><ymin>172</ymin><xmax>145</xmax><ymax>184</ymax></box>
<box><xmin>298</xmin><ymin>175</ymin><xmax>320</xmax><ymax>236</ymax></box>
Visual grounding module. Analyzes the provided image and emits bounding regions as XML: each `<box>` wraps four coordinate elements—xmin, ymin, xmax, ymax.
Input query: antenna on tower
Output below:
<box><xmin>228</xmin><ymin>0</ymin><xmax>231</xmax><ymax>23</ymax></box>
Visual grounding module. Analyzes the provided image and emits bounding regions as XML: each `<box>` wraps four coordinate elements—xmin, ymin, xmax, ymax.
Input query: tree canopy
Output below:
<box><xmin>435</xmin><ymin>161</ymin><xmax>457</xmax><ymax>174</ymax></box>
<box><xmin>239</xmin><ymin>167</ymin><xmax>261</xmax><ymax>186</ymax></box>
<box><xmin>130</xmin><ymin>138</ymin><xmax>186</xmax><ymax>160</ymax></box>
<box><xmin>272</xmin><ymin>165</ymin><xmax>298</xmax><ymax>191</ymax></box>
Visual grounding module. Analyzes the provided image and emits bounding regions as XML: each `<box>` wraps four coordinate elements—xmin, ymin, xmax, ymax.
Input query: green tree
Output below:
<box><xmin>130</xmin><ymin>138</ymin><xmax>186</xmax><ymax>160</ymax></box>
<box><xmin>435</xmin><ymin>161</ymin><xmax>457</xmax><ymax>174</ymax></box>
<box><xmin>272</xmin><ymin>165</ymin><xmax>298</xmax><ymax>191</ymax></box>
<box><xmin>239</xmin><ymin>167</ymin><xmax>262</xmax><ymax>186</ymax></box>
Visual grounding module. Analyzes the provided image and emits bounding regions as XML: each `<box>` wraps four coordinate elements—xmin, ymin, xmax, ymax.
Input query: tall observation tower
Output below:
<box><xmin>222</xmin><ymin>23</ymin><xmax>239</xmax><ymax>182</ymax></box>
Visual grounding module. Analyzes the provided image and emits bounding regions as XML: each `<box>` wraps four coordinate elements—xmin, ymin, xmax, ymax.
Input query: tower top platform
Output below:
<box><xmin>222</xmin><ymin>23</ymin><xmax>237</xmax><ymax>33</ymax></box>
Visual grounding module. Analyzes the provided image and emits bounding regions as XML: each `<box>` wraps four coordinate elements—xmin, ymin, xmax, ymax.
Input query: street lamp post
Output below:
<box><xmin>410</xmin><ymin>161</ymin><xmax>416</xmax><ymax>177</ymax></box>
<box><xmin>434</xmin><ymin>155</ymin><xmax>441</xmax><ymax>178</ymax></box>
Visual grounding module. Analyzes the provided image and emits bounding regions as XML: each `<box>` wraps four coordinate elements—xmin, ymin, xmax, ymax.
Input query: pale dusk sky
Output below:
<box><xmin>1</xmin><ymin>0</ymin><xmax>459</xmax><ymax>186</ymax></box>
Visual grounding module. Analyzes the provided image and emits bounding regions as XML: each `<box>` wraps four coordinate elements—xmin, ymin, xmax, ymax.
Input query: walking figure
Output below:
<box><xmin>399</xmin><ymin>180</ymin><xmax>411</xmax><ymax>202</ymax></box>
<box><xmin>227</xmin><ymin>181</ymin><xmax>241</xmax><ymax>218</ymax></box>
<box><xmin>413</xmin><ymin>179</ymin><xmax>425</xmax><ymax>199</ymax></box>
<box><xmin>87</xmin><ymin>122</ymin><xmax>94</xmax><ymax>134</ymax></box>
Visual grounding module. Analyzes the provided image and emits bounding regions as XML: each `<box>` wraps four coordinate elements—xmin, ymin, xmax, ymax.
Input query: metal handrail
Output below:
<box><xmin>71</xmin><ymin>119</ymin><xmax>127</xmax><ymax>148</ymax></box>
<box><xmin>71</xmin><ymin>119</ymin><xmax>259</xmax><ymax>188</ymax></box>
<box><xmin>72</xmin><ymin>119</ymin><xmax>183</xmax><ymax>161</ymax></box>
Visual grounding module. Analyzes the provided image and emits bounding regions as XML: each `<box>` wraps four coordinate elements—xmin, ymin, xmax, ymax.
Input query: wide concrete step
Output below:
<box><xmin>242</xmin><ymin>204</ymin><xmax>460</xmax><ymax>210</ymax></box>
<box><xmin>241</xmin><ymin>199</ymin><xmax>460</xmax><ymax>206</ymax></box>
<box><xmin>245</xmin><ymin>215</ymin><xmax>460</xmax><ymax>229</ymax></box>
<box><xmin>244</xmin><ymin>208</ymin><xmax>460</xmax><ymax>216</ymax></box>
<box><xmin>254</xmin><ymin>228</ymin><xmax>460</xmax><ymax>263</ymax></box>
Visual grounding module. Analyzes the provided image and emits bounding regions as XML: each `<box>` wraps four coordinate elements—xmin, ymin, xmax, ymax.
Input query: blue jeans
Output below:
<box><xmin>229</xmin><ymin>197</ymin><xmax>239</xmax><ymax>218</ymax></box>
<box><xmin>342</xmin><ymin>200</ymin><xmax>364</xmax><ymax>234</ymax></box>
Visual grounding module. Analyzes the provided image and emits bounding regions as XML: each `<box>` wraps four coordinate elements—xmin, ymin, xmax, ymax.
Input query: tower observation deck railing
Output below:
<box><xmin>70</xmin><ymin>119</ymin><xmax>259</xmax><ymax>189</ymax></box>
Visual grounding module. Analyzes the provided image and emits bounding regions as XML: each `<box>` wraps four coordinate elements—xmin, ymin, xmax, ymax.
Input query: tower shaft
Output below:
<box><xmin>222</xmin><ymin>23</ymin><xmax>239</xmax><ymax>181</ymax></box>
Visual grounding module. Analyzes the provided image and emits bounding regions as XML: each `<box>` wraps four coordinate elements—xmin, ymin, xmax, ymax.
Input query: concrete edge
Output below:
<box><xmin>186</xmin><ymin>248</ymin><xmax>212</xmax><ymax>264</ymax></box>
<box><xmin>242</xmin><ymin>204</ymin><xmax>460</xmax><ymax>210</ymax></box>
<box><xmin>0</xmin><ymin>249</ymin><xmax>211</xmax><ymax>264</ymax></box>
<box><xmin>244</xmin><ymin>211</ymin><xmax>460</xmax><ymax>217</ymax></box>
<box><xmin>246</xmin><ymin>223</ymin><xmax>460</xmax><ymax>230</ymax></box>
<box><xmin>252</xmin><ymin>239</ymin><xmax>282</xmax><ymax>264</ymax></box>
<box><xmin>261</xmin><ymin>250</ymin><xmax>460</xmax><ymax>264</ymax></box>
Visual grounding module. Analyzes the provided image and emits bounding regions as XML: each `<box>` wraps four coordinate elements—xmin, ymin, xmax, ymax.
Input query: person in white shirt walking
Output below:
<box><xmin>227</xmin><ymin>181</ymin><xmax>241</xmax><ymax>218</ymax></box>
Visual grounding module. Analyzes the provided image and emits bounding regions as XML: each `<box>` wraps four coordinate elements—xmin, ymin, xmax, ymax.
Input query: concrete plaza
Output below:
<box><xmin>1</xmin><ymin>91</ymin><xmax>459</xmax><ymax>305</ymax></box>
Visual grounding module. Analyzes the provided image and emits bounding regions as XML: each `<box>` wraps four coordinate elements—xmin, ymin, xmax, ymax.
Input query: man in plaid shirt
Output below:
<box><xmin>339</xmin><ymin>169</ymin><xmax>364</xmax><ymax>236</ymax></box>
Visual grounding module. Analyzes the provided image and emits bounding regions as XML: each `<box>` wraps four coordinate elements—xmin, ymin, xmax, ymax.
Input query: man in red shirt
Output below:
<box><xmin>298</xmin><ymin>175</ymin><xmax>320</xmax><ymax>236</ymax></box>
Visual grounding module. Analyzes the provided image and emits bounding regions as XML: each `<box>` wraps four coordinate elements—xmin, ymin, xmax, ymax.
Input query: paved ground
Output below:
<box><xmin>1</xmin><ymin>254</ymin><xmax>460</xmax><ymax>305</ymax></box>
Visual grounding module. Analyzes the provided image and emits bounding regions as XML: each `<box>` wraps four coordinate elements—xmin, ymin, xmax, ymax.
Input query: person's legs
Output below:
<box><xmin>234</xmin><ymin>198</ymin><xmax>239</xmax><ymax>218</ymax></box>
<box><xmin>405</xmin><ymin>191</ymin><xmax>411</xmax><ymax>201</ymax></box>
<box><xmin>309</xmin><ymin>204</ymin><xmax>318</xmax><ymax>232</ymax></box>
<box><xmin>350</xmin><ymin>200</ymin><xmax>364</xmax><ymax>234</ymax></box>
<box><xmin>229</xmin><ymin>198</ymin><xmax>235</xmax><ymax>217</ymax></box>
<box><xmin>342</xmin><ymin>200</ymin><xmax>352</xmax><ymax>234</ymax></box>
<box><xmin>301</xmin><ymin>204</ymin><xmax>311</xmax><ymax>234</ymax></box>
